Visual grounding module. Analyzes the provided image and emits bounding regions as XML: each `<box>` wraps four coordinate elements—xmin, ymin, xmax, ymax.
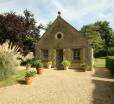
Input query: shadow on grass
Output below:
<box><xmin>17</xmin><ymin>80</ymin><xmax>25</xmax><ymax>85</ymax></box>
<box><xmin>92</xmin><ymin>68</ymin><xmax>114</xmax><ymax>104</ymax></box>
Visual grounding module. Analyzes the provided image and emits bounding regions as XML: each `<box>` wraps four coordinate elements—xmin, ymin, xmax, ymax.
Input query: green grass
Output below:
<box><xmin>0</xmin><ymin>70</ymin><xmax>26</xmax><ymax>88</ymax></box>
<box><xmin>94</xmin><ymin>57</ymin><xmax>106</xmax><ymax>67</ymax></box>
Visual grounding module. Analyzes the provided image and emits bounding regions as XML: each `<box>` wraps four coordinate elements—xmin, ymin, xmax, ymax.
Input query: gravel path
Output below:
<box><xmin>0</xmin><ymin>68</ymin><xmax>114</xmax><ymax>104</ymax></box>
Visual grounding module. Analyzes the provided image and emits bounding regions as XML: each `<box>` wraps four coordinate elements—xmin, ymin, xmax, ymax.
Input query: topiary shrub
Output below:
<box><xmin>36</xmin><ymin>62</ymin><xmax>43</xmax><ymax>69</ymax></box>
<box><xmin>106</xmin><ymin>56</ymin><xmax>114</xmax><ymax>74</ymax></box>
<box><xmin>0</xmin><ymin>41</ymin><xmax>20</xmax><ymax>80</ymax></box>
<box><xmin>61</xmin><ymin>60</ymin><xmax>71</xmax><ymax>67</ymax></box>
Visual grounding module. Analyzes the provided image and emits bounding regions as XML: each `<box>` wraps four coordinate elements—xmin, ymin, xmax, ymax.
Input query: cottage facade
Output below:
<box><xmin>36</xmin><ymin>13</ymin><xmax>93</xmax><ymax>69</ymax></box>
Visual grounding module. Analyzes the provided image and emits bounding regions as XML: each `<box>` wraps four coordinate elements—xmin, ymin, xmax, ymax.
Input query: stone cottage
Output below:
<box><xmin>36</xmin><ymin>12</ymin><xmax>93</xmax><ymax>69</ymax></box>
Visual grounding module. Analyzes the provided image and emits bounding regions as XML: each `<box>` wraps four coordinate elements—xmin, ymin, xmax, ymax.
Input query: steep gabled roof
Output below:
<box><xmin>38</xmin><ymin>15</ymin><xmax>89</xmax><ymax>49</ymax></box>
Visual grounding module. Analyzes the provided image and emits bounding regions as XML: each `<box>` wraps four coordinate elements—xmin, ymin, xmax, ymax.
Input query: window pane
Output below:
<box><xmin>42</xmin><ymin>50</ymin><xmax>48</xmax><ymax>60</ymax></box>
<box><xmin>73</xmin><ymin>49</ymin><xmax>80</xmax><ymax>61</ymax></box>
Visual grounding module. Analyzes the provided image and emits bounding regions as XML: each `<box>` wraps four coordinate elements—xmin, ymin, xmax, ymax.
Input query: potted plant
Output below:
<box><xmin>30</xmin><ymin>58</ymin><xmax>38</xmax><ymax>67</ymax></box>
<box><xmin>61</xmin><ymin>60</ymin><xmax>71</xmax><ymax>70</ymax></box>
<box><xmin>47</xmin><ymin>61</ymin><xmax>52</xmax><ymax>69</ymax></box>
<box><xmin>26</xmin><ymin>63</ymin><xmax>31</xmax><ymax>70</ymax></box>
<box><xmin>36</xmin><ymin>62</ymin><xmax>44</xmax><ymax>75</ymax></box>
<box><xmin>80</xmin><ymin>63</ymin><xmax>88</xmax><ymax>72</ymax></box>
<box><xmin>25</xmin><ymin>71</ymin><xmax>36</xmax><ymax>85</ymax></box>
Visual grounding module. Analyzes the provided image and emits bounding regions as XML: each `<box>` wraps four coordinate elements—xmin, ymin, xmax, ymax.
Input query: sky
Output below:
<box><xmin>0</xmin><ymin>0</ymin><xmax>114</xmax><ymax>35</ymax></box>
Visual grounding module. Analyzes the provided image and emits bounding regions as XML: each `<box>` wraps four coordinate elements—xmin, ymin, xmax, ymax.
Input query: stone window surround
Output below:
<box><xmin>55</xmin><ymin>32</ymin><xmax>64</xmax><ymax>40</ymax></box>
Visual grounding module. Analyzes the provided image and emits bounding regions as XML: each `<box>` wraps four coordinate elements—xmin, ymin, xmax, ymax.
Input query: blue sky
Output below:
<box><xmin>0</xmin><ymin>0</ymin><xmax>114</xmax><ymax>35</ymax></box>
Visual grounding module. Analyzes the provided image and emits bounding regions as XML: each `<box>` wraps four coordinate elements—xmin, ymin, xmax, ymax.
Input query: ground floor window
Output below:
<box><xmin>73</xmin><ymin>49</ymin><xmax>80</xmax><ymax>61</ymax></box>
<box><xmin>42</xmin><ymin>49</ymin><xmax>48</xmax><ymax>60</ymax></box>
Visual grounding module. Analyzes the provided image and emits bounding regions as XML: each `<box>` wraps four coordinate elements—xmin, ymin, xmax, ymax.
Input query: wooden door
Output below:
<box><xmin>56</xmin><ymin>49</ymin><xmax>63</xmax><ymax>69</ymax></box>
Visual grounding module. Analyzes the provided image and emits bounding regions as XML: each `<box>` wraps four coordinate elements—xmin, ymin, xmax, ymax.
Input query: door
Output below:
<box><xmin>56</xmin><ymin>49</ymin><xmax>63</xmax><ymax>69</ymax></box>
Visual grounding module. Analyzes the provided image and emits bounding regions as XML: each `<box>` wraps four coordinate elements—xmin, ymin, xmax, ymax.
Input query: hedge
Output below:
<box><xmin>106</xmin><ymin>56</ymin><xmax>114</xmax><ymax>74</ymax></box>
<box><xmin>95</xmin><ymin>47</ymin><xmax>114</xmax><ymax>58</ymax></box>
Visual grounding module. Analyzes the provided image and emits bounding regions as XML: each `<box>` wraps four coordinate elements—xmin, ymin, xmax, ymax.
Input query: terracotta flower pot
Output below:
<box><xmin>36</xmin><ymin>68</ymin><xmax>43</xmax><ymax>75</ymax></box>
<box><xmin>80</xmin><ymin>68</ymin><xmax>86</xmax><ymax>72</ymax></box>
<box><xmin>25</xmin><ymin>77</ymin><xmax>32</xmax><ymax>85</ymax></box>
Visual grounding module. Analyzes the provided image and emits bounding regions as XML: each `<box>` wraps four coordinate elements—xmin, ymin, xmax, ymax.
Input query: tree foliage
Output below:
<box><xmin>80</xmin><ymin>21</ymin><xmax>114</xmax><ymax>56</ymax></box>
<box><xmin>94</xmin><ymin>21</ymin><xmax>114</xmax><ymax>48</ymax></box>
<box><xmin>0</xmin><ymin>9</ymin><xmax>41</xmax><ymax>54</ymax></box>
<box><xmin>81</xmin><ymin>24</ymin><xmax>103</xmax><ymax>52</ymax></box>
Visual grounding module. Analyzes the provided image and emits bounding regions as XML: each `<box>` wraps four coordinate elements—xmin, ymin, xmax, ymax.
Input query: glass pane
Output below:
<box><xmin>42</xmin><ymin>50</ymin><xmax>48</xmax><ymax>60</ymax></box>
<box><xmin>73</xmin><ymin>49</ymin><xmax>80</xmax><ymax>61</ymax></box>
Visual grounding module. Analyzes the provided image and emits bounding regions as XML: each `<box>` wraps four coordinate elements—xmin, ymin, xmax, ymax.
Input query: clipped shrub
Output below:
<box><xmin>94</xmin><ymin>49</ymin><xmax>106</xmax><ymax>58</ymax></box>
<box><xmin>106</xmin><ymin>56</ymin><xmax>114</xmax><ymax>74</ymax></box>
<box><xmin>47</xmin><ymin>61</ymin><xmax>52</xmax><ymax>65</ymax></box>
<box><xmin>80</xmin><ymin>63</ymin><xmax>88</xmax><ymax>69</ymax></box>
<box><xmin>30</xmin><ymin>59</ymin><xmax>41</xmax><ymax>67</ymax></box>
<box><xmin>25</xmin><ymin>71</ymin><xmax>36</xmax><ymax>78</ymax></box>
<box><xmin>0</xmin><ymin>41</ymin><xmax>20</xmax><ymax>80</ymax></box>
<box><xmin>95</xmin><ymin>48</ymin><xmax>114</xmax><ymax>58</ymax></box>
<box><xmin>61</xmin><ymin>60</ymin><xmax>71</xmax><ymax>67</ymax></box>
<box><xmin>36</xmin><ymin>62</ymin><xmax>43</xmax><ymax>69</ymax></box>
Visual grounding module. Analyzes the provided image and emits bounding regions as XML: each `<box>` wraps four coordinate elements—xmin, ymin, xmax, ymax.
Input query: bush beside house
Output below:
<box><xmin>106</xmin><ymin>56</ymin><xmax>114</xmax><ymax>74</ymax></box>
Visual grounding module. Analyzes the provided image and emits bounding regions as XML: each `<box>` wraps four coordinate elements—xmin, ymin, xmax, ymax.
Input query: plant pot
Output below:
<box><xmin>64</xmin><ymin>66</ymin><xmax>69</xmax><ymax>70</ymax></box>
<box><xmin>25</xmin><ymin>77</ymin><xmax>32</xmax><ymax>85</ymax></box>
<box><xmin>36</xmin><ymin>68</ymin><xmax>43</xmax><ymax>75</ymax></box>
<box><xmin>47</xmin><ymin>64</ymin><xmax>52</xmax><ymax>69</ymax></box>
<box><xmin>80</xmin><ymin>68</ymin><xmax>86</xmax><ymax>72</ymax></box>
<box><xmin>87</xmin><ymin>68</ymin><xmax>91</xmax><ymax>71</ymax></box>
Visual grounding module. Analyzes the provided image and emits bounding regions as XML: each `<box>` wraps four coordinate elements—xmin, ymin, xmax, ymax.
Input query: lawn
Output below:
<box><xmin>0</xmin><ymin>70</ymin><xmax>26</xmax><ymax>88</ymax></box>
<box><xmin>94</xmin><ymin>57</ymin><xmax>106</xmax><ymax>67</ymax></box>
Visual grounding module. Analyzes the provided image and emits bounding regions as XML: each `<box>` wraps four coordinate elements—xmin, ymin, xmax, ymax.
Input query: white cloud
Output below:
<box><xmin>0</xmin><ymin>0</ymin><xmax>114</xmax><ymax>31</ymax></box>
<box><xmin>36</xmin><ymin>0</ymin><xmax>114</xmax><ymax>30</ymax></box>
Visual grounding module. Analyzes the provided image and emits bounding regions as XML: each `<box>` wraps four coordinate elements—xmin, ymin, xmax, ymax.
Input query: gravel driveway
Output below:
<box><xmin>0</xmin><ymin>68</ymin><xmax>114</xmax><ymax>104</ymax></box>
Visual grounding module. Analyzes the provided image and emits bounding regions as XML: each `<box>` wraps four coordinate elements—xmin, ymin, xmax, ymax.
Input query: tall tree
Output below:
<box><xmin>0</xmin><ymin>9</ymin><xmax>41</xmax><ymax>54</ymax></box>
<box><xmin>80</xmin><ymin>21</ymin><xmax>114</xmax><ymax>56</ymax></box>
<box><xmin>94</xmin><ymin>21</ymin><xmax>114</xmax><ymax>56</ymax></box>
<box><xmin>81</xmin><ymin>24</ymin><xmax>103</xmax><ymax>53</ymax></box>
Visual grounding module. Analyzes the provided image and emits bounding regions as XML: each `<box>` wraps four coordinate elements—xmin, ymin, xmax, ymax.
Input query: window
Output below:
<box><xmin>57</xmin><ymin>33</ymin><xmax>62</xmax><ymax>39</ymax></box>
<box><xmin>42</xmin><ymin>50</ymin><xmax>48</xmax><ymax>60</ymax></box>
<box><xmin>73</xmin><ymin>49</ymin><xmax>80</xmax><ymax>61</ymax></box>
<box><xmin>55</xmin><ymin>32</ymin><xmax>63</xmax><ymax>40</ymax></box>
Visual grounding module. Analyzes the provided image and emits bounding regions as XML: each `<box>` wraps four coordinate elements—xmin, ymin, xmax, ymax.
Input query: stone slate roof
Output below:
<box><xmin>37</xmin><ymin>15</ymin><xmax>89</xmax><ymax>49</ymax></box>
